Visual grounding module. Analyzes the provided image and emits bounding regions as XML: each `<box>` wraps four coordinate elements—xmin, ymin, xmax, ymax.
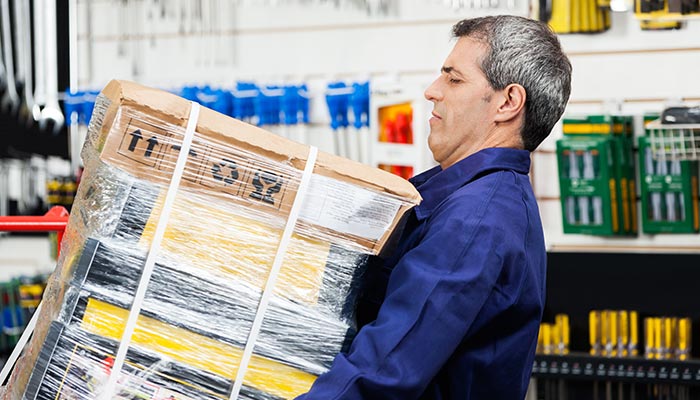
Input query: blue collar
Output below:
<box><xmin>410</xmin><ymin>148</ymin><xmax>531</xmax><ymax>221</ymax></box>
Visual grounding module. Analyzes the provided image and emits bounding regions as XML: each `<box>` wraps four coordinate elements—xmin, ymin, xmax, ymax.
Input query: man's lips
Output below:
<box><xmin>431</xmin><ymin>111</ymin><xmax>442</xmax><ymax>120</ymax></box>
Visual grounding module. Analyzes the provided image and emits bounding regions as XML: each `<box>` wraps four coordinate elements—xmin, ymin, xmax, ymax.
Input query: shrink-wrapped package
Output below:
<box><xmin>2</xmin><ymin>80</ymin><xmax>420</xmax><ymax>399</ymax></box>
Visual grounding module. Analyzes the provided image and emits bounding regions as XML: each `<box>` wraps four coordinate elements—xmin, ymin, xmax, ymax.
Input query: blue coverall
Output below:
<box><xmin>297</xmin><ymin>147</ymin><xmax>547</xmax><ymax>400</ymax></box>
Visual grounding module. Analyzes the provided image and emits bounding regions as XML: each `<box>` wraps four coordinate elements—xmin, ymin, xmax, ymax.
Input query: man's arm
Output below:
<box><xmin>296</xmin><ymin>187</ymin><xmax>507</xmax><ymax>400</ymax></box>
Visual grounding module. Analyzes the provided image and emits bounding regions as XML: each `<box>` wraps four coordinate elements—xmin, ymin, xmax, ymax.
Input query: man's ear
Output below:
<box><xmin>494</xmin><ymin>83</ymin><xmax>526</xmax><ymax>123</ymax></box>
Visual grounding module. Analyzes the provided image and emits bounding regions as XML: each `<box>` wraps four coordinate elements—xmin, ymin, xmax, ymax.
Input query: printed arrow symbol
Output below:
<box><xmin>128</xmin><ymin>129</ymin><xmax>143</xmax><ymax>152</ymax></box>
<box><xmin>170</xmin><ymin>144</ymin><xmax>198</xmax><ymax>157</ymax></box>
<box><xmin>145</xmin><ymin>136</ymin><xmax>159</xmax><ymax>157</ymax></box>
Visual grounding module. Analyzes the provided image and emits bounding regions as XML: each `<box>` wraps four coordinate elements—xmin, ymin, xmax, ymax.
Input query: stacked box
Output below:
<box><xmin>1</xmin><ymin>80</ymin><xmax>421</xmax><ymax>400</ymax></box>
<box><xmin>558</xmin><ymin>115</ymin><xmax>637</xmax><ymax>236</ymax></box>
<box><xmin>638</xmin><ymin>127</ymin><xmax>699</xmax><ymax>234</ymax></box>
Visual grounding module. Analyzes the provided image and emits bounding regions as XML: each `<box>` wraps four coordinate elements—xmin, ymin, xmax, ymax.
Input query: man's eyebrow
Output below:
<box><xmin>441</xmin><ymin>66</ymin><xmax>465</xmax><ymax>78</ymax></box>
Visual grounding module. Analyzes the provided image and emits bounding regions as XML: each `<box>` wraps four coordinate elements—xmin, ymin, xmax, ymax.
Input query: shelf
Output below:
<box><xmin>533</xmin><ymin>354</ymin><xmax>700</xmax><ymax>385</ymax></box>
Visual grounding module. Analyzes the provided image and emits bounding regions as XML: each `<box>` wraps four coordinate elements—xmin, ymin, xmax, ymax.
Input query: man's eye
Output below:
<box><xmin>449</xmin><ymin>78</ymin><xmax>461</xmax><ymax>84</ymax></box>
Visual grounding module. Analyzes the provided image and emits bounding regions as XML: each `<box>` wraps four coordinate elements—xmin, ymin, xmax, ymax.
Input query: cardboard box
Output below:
<box><xmin>85</xmin><ymin>80</ymin><xmax>421</xmax><ymax>254</ymax></box>
<box><xmin>4</xmin><ymin>80</ymin><xmax>421</xmax><ymax>400</ymax></box>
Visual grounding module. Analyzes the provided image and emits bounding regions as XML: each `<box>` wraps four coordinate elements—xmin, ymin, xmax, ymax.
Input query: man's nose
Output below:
<box><xmin>424</xmin><ymin>79</ymin><xmax>442</xmax><ymax>102</ymax></box>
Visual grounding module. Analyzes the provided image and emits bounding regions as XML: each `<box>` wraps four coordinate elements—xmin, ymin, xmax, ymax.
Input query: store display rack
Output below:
<box><xmin>533</xmin><ymin>354</ymin><xmax>700</xmax><ymax>386</ymax></box>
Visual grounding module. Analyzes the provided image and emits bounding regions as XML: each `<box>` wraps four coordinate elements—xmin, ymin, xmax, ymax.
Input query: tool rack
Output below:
<box><xmin>0</xmin><ymin>206</ymin><xmax>69</xmax><ymax>257</ymax></box>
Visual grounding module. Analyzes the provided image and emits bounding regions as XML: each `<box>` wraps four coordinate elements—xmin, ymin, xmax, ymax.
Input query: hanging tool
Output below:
<box><xmin>671</xmin><ymin>158</ymin><xmax>685</xmax><ymax>221</ymax></box>
<box><xmin>232</xmin><ymin>82</ymin><xmax>258</xmax><ymax>125</ymax></box>
<box><xmin>63</xmin><ymin>90</ymin><xmax>83</xmax><ymax>177</ymax></box>
<box><xmin>351</xmin><ymin>81</ymin><xmax>370</xmax><ymax>164</ymax></box>
<box><xmin>583</xmin><ymin>150</ymin><xmax>603</xmax><ymax>225</ymax></box>
<box><xmin>577</xmin><ymin>151</ymin><xmax>591</xmax><ymax>226</ymax></box>
<box><xmin>13</xmin><ymin>0</ymin><xmax>27</xmax><ymax>107</ymax></box>
<box><xmin>0</xmin><ymin>161</ymin><xmax>7</xmax><ymax>216</ymax></box>
<box><xmin>618</xmin><ymin>310</ymin><xmax>629</xmax><ymax>356</ymax></box>
<box><xmin>281</xmin><ymin>85</ymin><xmax>298</xmax><ymax>141</ymax></box>
<box><xmin>39</xmin><ymin>0</ymin><xmax>65</xmax><ymax>134</ymax></box>
<box><xmin>19</xmin><ymin>0</ymin><xmax>37</xmax><ymax>127</ymax></box>
<box><xmin>678</xmin><ymin>318</ymin><xmax>691</xmax><ymax>361</ymax></box>
<box><xmin>32</xmin><ymin>0</ymin><xmax>46</xmax><ymax>122</ymax></box>
<box><xmin>69</xmin><ymin>0</ymin><xmax>79</xmax><ymax>90</ymax></box>
<box><xmin>564</xmin><ymin>150</ymin><xmax>577</xmax><ymax>224</ymax></box>
<box><xmin>590</xmin><ymin>310</ymin><xmax>601</xmax><ymax>355</ymax></box>
<box><xmin>257</xmin><ymin>85</ymin><xmax>283</xmax><ymax>137</ymax></box>
<box><xmin>326</xmin><ymin>82</ymin><xmax>352</xmax><ymax>158</ymax></box>
<box><xmin>346</xmin><ymin>84</ymin><xmax>361</xmax><ymax>162</ymax></box>
<box><xmin>629</xmin><ymin>311</ymin><xmax>639</xmax><ymax>356</ymax></box>
<box><xmin>555</xmin><ymin>314</ymin><xmax>569</xmax><ymax>355</ymax></box>
<box><xmin>297</xmin><ymin>84</ymin><xmax>311</xmax><ymax>145</ymax></box>
<box><xmin>655</xmin><ymin>148</ymin><xmax>671</xmax><ymax>222</ymax></box>
<box><xmin>84</xmin><ymin>0</ymin><xmax>94</xmax><ymax>88</ymax></box>
<box><xmin>0</xmin><ymin>8</ymin><xmax>5</xmax><ymax>93</ymax></box>
<box><xmin>282</xmin><ymin>84</ymin><xmax>301</xmax><ymax>143</ymax></box>
<box><xmin>645</xmin><ymin>147</ymin><xmax>663</xmax><ymax>222</ymax></box>
<box><xmin>1</xmin><ymin>0</ymin><xmax>20</xmax><ymax>115</ymax></box>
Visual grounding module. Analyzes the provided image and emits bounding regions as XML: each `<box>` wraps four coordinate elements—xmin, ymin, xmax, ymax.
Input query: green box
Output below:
<box><xmin>638</xmin><ymin>136</ymin><xmax>699</xmax><ymax>234</ymax></box>
<box><xmin>557</xmin><ymin>137</ymin><xmax>622</xmax><ymax>236</ymax></box>
<box><xmin>560</xmin><ymin>115</ymin><xmax>638</xmax><ymax>236</ymax></box>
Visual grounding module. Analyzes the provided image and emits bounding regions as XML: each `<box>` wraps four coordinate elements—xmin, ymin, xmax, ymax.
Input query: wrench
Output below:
<box><xmin>33</xmin><ymin>0</ymin><xmax>46</xmax><ymax>121</ymax></box>
<box><xmin>39</xmin><ymin>0</ymin><xmax>65</xmax><ymax>134</ymax></box>
<box><xmin>16</xmin><ymin>0</ymin><xmax>36</xmax><ymax>126</ymax></box>
<box><xmin>0</xmin><ymin>15</ymin><xmax>6</xmax><ymax>92</ymax></box>
<box><xmin>1</xmin><ymin>0</ymin><xmax>20</xmax><ymax>115</ymax></box>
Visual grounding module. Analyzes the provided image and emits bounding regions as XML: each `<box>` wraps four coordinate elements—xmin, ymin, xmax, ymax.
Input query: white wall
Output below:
<box><xmin>0</xmin><ymin>235</ymin><xmax>54</xmax><ymax>280</ymax></box>
<box><xmin>5</xmin><ymin>1</ymin><xmax>699</xmax><ymax>273</ymax></box>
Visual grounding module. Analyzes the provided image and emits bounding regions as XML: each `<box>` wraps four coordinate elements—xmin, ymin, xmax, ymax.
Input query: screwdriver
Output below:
<box><xmin>568</xmin><ymin>149</ymin><xmax>580</xmax><ymax>225</ymax></box>
<box><xmin>555</xmin><ymin>314</ymin><xmax>570</xmax><ymax>355</ymax></box>
<box><xmin>644</xmin><ymin>317</ymin><xmax>656</xmax><ymax>359</ymax></box>
<box><xmin>678</xmin><ymin>318</ymin><xmax>691</xmax><ymax>361</ymax></box>
<box><xmin>542</xmin><ymin>323</ymin><xmax>553</xmax><ymax>355</ymax></box>
<box><xmin>618</xmin><ymin>310</ymin><xmax>628</xmax><ymax>357</ymax></box>
<box><xmin>577</xmin><ymin>151</ymin><xmax>590</xmax><ymax>225</ymax></box>
<box><xmin>601</xmin><ymin>310</ymin><xmax>611</xmax><ymax>356</ymax></box>
<box><xmin>670</xmin><ymin>155</ymin><xmax>684</xmax><ymax>222</ymax></box>
<box><xmin>590</xmin><ymin>311</ymin><xmax>601</xmax><ymax>356</ymax></box>
<box><xmin>629</xmin><ymin>311</ymin><xmax>639</xmax><ymax>357</ymax></box>
<box><xmin>583</xmin><ymin>150</ymin><xmax>603</xmax><ymax>225</ymax></box>
<box><xmin>654</xmin><ymin>317</ymin><xmax>662</xmax><ymax>360</ymax></box>
<box><xmin>662</xmin><ymin>317</ymin><xmax>673</xmax><ymax>359</ymax></box>
<box><xmin>655</xmin><ymin>149</ymin><xmax>671</xmax><ymax>222</ymax></box>
<box><xmin>645</xmin><ymin>146</ymin><xmax>663</xmax><ymax>222</ymax></box>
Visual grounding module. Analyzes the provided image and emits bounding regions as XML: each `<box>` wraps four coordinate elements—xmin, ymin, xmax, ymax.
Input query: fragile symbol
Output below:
<box><xmin>250</xmin><ymin>170</ymin><xmax>282</xmax><ymax>205</ymax></box>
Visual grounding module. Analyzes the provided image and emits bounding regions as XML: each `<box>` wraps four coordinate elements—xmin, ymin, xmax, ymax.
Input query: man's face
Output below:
<box><xmin>424</xmin><ymin>36</ymin><xmax>498</xmax><ymax>169</ymax></box>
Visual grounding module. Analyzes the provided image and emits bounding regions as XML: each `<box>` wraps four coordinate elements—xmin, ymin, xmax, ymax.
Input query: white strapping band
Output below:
<box><xmin>228</xmin><ymin>145</ymin><xmax>318</xmax><ymax>400</ymax></box>
<box><xmin>100</xmin><ymin>102</ymin><xmax>201</xmax><ymax>399</ymax></box>
<box><xmin>0</xmin><ymin>233</ymin><xmax>102</xmax><ymax>388</ymax></box>
<box><xmin>0</xmin><ymin>302</ymin><xmax>42</xmax><ymax>387</ymax></box>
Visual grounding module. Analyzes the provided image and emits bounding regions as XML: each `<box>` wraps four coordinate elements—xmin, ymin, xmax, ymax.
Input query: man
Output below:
<box><xmin>296</xmin><ymin>15</ymin><xmax>571</xmax><ymax>399</ymax></box>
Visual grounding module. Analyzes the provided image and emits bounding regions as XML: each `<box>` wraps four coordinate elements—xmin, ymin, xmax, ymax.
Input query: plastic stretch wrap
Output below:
<box><xmin>2</xmin><ymin>80</ymin><xmax>420</xmax><ymax>399</ymax></box>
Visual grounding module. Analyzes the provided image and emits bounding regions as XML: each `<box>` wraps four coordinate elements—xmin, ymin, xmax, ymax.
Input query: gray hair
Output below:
<box><xmin>452</xmin><ymin>16</ymin><xmax>571</xmax><ymax>151</ymax></box>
